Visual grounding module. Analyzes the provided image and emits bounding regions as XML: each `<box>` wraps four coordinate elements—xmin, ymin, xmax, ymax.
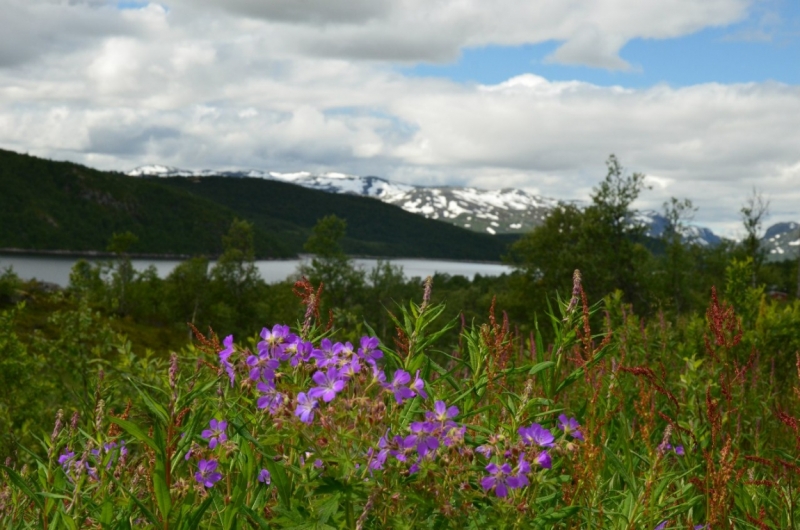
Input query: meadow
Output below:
<box><xmin>2</xmin><ymin>164</ymin><xmax>799</xmax><ymax>528</ymax></box>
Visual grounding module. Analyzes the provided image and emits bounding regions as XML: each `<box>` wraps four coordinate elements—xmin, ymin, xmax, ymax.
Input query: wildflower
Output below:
<box><xmin>476</xmin><ymin>445</ymin><xmax>493</xmax><ymax>458</ymax></box>
<box><xmin>246</xmin><ymin>352</ymin><xmax>279</xmax><ymax>382</ymax></box>
<box><xmin>257</xmin><ymin>381</ymin><xmax>284</xmax><ymax>413</ymax></box>
<box><xmin>308</xmin><ymin>367</ymin><xmax>347</xmax><ymax>402</ymax></box>
<box><xmin>372</xmin><ymin>365</ymin><xmax>387</xmax><ymax>384</ymax></box>
<box><xmin>557</xmin><ymin>415</ymin><xmax>584</xmax><ymax>441</ymax></box>
<box><xmin>367</xmin><ymin>444</ymin><xmax>389</xmax><ymax>471</ymax></box>
<box><xmin>258</xmin><ymin>468</ymin><xmax>271</xmax><ymax>484</ymax></box>
<box><xmin>286</xmin><ymin>340</ymin><xmax>313</xmax><ymax>367</ymax></box>
<box><xmin>389</xmin><ymin>435</ymin><xmax>418</xmax><ymax>462</ymax></box>
<box><xmin>507</xmin><ymin>457</ymin><xmax>531</xmax><ymax>489</ymax></box>
<box><xmin>674</xmin><ymin>445</ymin><xmax>685</xmax><ymax>456</ymax></box>
<box><xmin>410</xmin><ymin>370</ymin><xmax>428</xmax><ymax>399</ymax></box>
<box><xmin>201</xmin><ymin>419</ymin><xmax>228</xmax><ymax>449</ymax></box>
<box><xmin>295</xmin><ymin>392</ymin><xmax>318</xmax><ymax>424</ymax></box>
<box><xmin>429</xmin><ymin>400</ymin><xmax>458</xmax><ymax>425</ymax></box>
<box><xmin>219</xmin><ymin>335</ymin><xmax>236</xmax><ymax>386</ymax></box>
<box><xmin>58</xmin><ymin>451</ymin><xmax>76</xmax><ymax>473</ymax></box>
<box><xmin>384</xmin><ymin>370</ymin><xmax>416</xmax><ymax>403</ymax></box>
<box><xmin>195</xmin><ymin>459</ymin><xmax>223</xmax><ymax>488</ymax></box>
<box><xmin>519</xmin><ymin>423</ymin><xmax>555</xmax><ymax>448</ymax></box>
<box><xmin>340</xmin><ymin>357</ymin><xmax>362</xmax><ymax>379</ymax></box>
<box><xmin>358</xmin><ymin>336</ymin><xmax>383</xmax><ymax>366</ymax></box>
<box><xmin>258</xmin><ymin>324</ymin><xmax>297</xmax><ymax>358</ymax></box>
<box><xmin>535</xmin><ymin>450</ymin><xmax>552</xmax><ymax>469</ymax></box>
<box><xmin>481</xmin><ymin>462</ymin><xmax>514</xmax><ymax>497</ymax></box>
<box><xmin>311</xmin><ymin>338</ymin><xmax>339</xmax><ymax>368</ymax></box>
<box><xmin>654</xmin><ymin>521</ymin><xmax>668</xmax><ymax>530</ymax></box>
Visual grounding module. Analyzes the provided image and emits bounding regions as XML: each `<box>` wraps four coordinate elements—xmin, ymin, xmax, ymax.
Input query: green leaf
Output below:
<box><xmin>152</xmin><ymin>422</ymin><xmax>172</xmax><ymax>521</ymax></box>
<box><xmin>108</xmin><ymin>417</ymin><xmax>158</xmax><ymax>452</ymax></box>
<box><xmin>1</xmin><ymin>464</ymin><xmax>44</xmax><ymax>511</ymax></box>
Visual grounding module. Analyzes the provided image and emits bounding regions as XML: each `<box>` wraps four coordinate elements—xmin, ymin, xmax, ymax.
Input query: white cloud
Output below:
<box><xmin>0</xmin><ymin>0</ymin><xmax>797</xmax><ymax>238</ymax></box>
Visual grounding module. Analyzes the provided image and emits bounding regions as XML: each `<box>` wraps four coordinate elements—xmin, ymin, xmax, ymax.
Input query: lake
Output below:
<box><xmin>0</xmin><ymin>254</ymin><xmax>514</xmax><ymax>287</ymax></box>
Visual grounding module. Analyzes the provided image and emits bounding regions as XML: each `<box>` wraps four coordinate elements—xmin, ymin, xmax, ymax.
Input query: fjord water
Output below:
<box><xmin>0</xmin><ymin>254</ymin><xmax>513</xmax><ymax>287</ymax></box>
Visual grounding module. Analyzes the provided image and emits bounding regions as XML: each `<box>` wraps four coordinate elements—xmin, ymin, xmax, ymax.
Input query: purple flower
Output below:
<box><xmin>557</xmin><ymin>414</ymin><xmax>584</xmax><ymax>441</ymax></box>
<box><xmin>674</xmin><ymin>445</ymin><xmax>685</xmax><ymax>456</ymax></box>
<box><xmin>256</xmin><ymin>381</ymin><xmax>284</xmax><ymax>413</ymax></box>
<box><xmin>519</xmin><ymin>423</ymin><xmax>554</xmax><ymax>448</ymax></box>
<box><xmin>384</xmin><ymin>370</ymin><xmax>416</xmax><ymax>404</ymax></box>
<box><xmin>340</xmin><ymin>357</ymin><xmax>362</xmax><ymax>379</ymax></box>
<box><xmin>476</xmin><ymin>445</ymin><xmax>493</xmax><ymax>458</ymax></box>
<box><xmin>201</xmin><ymin>419</ymin><xmax>228</xmax><ymax>449</ymax></box>
<box><xmin>295</xmin><ymin>392</ymin><xmax>317</xmax><ymax>424</ymax></box>
<box><xmin>246</xmin><ymin>352</ymin><xmax>280</xmax><ymax>382</ymax></box>
<box><xmin>410</xmin><ymin>370</ymin><xmax>428</xmax><ymax>399</ymax></box>
<box><xmin>195</xmin><ymin>459</ymin><xmax>223</xmax><ymax>488</ymax></box>
<box><xmin>507</xmin><ymin>457</ymin><xmax>531</xmax><ymax>489</ymax></box>
<box><xmin>358</xmin><ymin>336</ymin><xmax>383</xmax><ymax>366</ymax></box>
<box><xmin>481</xmin><ymin>462</ymin><xmax>513</xmax><ymax>497</ymax></box>
<box><xmin>258</xmin><ymin>468</ymin><xmax>271</xmax><ymax>484</ymax></box>
<box><xmin>308</xmin><ymin>367</ymin><xmax>347</xmax><ymax>403</ymax></box>
<box><xmin>258</xmin><ymin>324</ymin><xmax>296</xmax><ymax>358</ymax></box>
<box><xmin>372</xmin><ymin>365</ymin><xmax>387</xmax><ymax>384</ymax></box>
<box><xmin>58</xmin><ymin>451</ymin><xmax>76</xmax><ymax>472</ymax></box>
<box><xmin>536</xmin><ymin>450</ymin><xmax>552</xmax><ymax>469</ymax></box>
<box><xmin>286</xmin><ymin>340</ymin><xmax>313</xmax><ymax>367</ymax></box>
<box><xmin>311</xmin><ymin>338</ymin><xmax>339</xmax><ymax>368</ymax></box>
<box><xmin>219</xmin><ymin>335</ymin><xmax>236</xmax><ymax>386</ymax></box>
<box><xmin>429</xmin><ymin>401</ymin><xmax>459</xmax><ymax>424</ymax></box>
<box><xmin>654</xmin><ymin>521</ymin><xmax>668</xmax><ymax>530</ymax></box>
<box><xmin>368</xmin><ymin>445</ymin><xmax>389</xmax><ymax>471</ymax></box>
<box><xmin>389</xmin><ymin>435</ymin><xmax>418</xmax><ymax>462</ymax></box>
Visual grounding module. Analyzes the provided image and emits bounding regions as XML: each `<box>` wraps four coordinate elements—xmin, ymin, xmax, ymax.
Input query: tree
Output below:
<box><xmin>740</xmin><ymin>189</ymin><xmax>769</xmax><ymax>287</ymax></box>
<box><xmin>300</xmin><ymin>215</ymin><xmax>365</xmax><ymax>310</ymax></box>
<box><xmin>660</xmin><ymin>197</ymin><xmax>697</xmax><ymax>313</ymax></box>
<box><xmin>209</xmin><ymin>219</ymin><xmax>264</xmax><ymax>333</ymax></box>
<box><xmin>106</xmin><ymin>231</ymin><xmax>139</xmax><ymax>316</ymax></box>
<box><xmin>508</xmin><ymin>155</ymin><xmax>651</xmax><ymax>307</ymax></box>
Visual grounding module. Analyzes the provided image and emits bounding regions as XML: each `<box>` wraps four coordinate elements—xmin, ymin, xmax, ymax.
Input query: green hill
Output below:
<box><xmin>0</xmin><ymin>149</ymin><xmax>292</xmax><ymax>257</ymax></box>
<box><xmin>0</xmin><ymin>149</ymin><xmax>511</xmax><ymax>260</ymax></box>
<box><xmin>154</xmin><ymin>176</ymin><xmax>511</xmax><ymax>260</ymax></box>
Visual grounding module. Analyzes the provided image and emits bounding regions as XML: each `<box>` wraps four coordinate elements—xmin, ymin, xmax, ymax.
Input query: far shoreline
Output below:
<box><xmin>0</xmin><ymin>248</ymin><xmax>507</xmax><ymax>265</ymax></box>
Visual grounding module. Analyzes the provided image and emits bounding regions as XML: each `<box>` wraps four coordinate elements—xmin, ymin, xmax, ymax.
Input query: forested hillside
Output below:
<box><xmin>0</xmin><ymin>149</ymin><xmax>510</xmax><ymax>260</ymax></box>
<box><xmin>154</xmin><ymin>176</ymin><xmax>511</xmax><ymax>260</ymax></box>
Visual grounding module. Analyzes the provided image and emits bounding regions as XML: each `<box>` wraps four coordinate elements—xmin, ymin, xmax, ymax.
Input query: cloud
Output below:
<box><xmin>0</xmin><ymin>0</ymin><xmax>796</xmax><ymax>237</ymax></box>
<box><xmin>169</xmin><ymin>0</ymin><xmax>752</xmax><ymax>68</ymax></box>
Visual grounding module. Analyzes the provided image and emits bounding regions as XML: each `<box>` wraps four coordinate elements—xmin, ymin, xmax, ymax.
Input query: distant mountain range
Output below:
<box><xmin>128</xmin><ymin>165</ymin><xmax>798</xmax><ymax>260</ymax></box>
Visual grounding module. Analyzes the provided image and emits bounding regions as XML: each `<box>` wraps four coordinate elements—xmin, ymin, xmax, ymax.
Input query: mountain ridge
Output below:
<box><xmin>130</xmin><ymin>166</ymin><xmax>763</xmax><ymax>248</ymax></box>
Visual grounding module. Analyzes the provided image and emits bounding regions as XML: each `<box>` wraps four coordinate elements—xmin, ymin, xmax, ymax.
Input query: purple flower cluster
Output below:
<box><xmin>477</xmin><ymin>416</ymin><xmax>585</xmax><ymax>497</ymax></box>
<box><xmin>291</xmin><ymin>335</ymin><xmax>386</xmax><ymax>423</ymax></box>
<box><xmin>367</xmin><ymin>401</ymin><xmax>465</xmax><ymax>473</ymax></box>
<box><xmin>58</xmin><ymin>440</ymin><xmax>127</xmax><ymax>481</ymax></box>
<box><xmin>518</xmin><ymin>423</ymin><xmax>555</xmax><ymax>469</ymax></box>
<box><xmin>480</xmin><ymin>456</ymin><xmax>531</xmax><ymax>498</ymax></box>
<box><xmin>381</xmin><ymin>369</ymin><xmax>427</xmax><ymax>404</ymax></box>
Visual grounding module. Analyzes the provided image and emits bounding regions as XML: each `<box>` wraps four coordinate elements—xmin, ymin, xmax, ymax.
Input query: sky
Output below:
<box><xmin>0</xmin><ymin>0</ymin><xmax>798</xmax><ymax>237</ymax></box>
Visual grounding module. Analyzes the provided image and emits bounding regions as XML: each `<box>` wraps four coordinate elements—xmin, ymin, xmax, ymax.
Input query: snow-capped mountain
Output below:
<box><xmin>763</xmin><ymin>222</ymin><xmax>800</xmax><ymax>262</ymax></box>
<box><xmin>635</xmin><ymin>211</ymin><xmax>723</xmax><ymax>247</ymax></box>
<box><xmin>127</xmin><ymin>166</ymin><xmax>557</xmax><ymax>235</ymax></box>
<box><xmin>128</xmin><ymin>165</ymin><xmax>797</xmax><ymax>253</ymax></box>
